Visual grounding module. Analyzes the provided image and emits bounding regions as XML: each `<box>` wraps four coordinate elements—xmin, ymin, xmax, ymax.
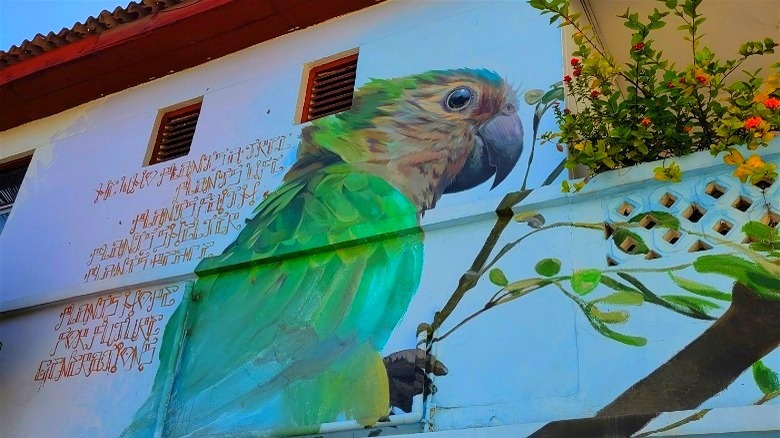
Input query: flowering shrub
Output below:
<box><xmin>528</xmin><ymin>0</ymin><xmax>779</xmax><ymax>190</ymax></box>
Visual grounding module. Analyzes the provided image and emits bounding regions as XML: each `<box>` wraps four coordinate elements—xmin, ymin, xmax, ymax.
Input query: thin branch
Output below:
<box><xmin>633</xmin><ymin>388</ymin><xmax>780</xmax><ymax>437</ymax></box>
<box><xmin>432</xmin><ymin>305</ymin><xmax>494</xmax><ymax>344</ymax></box>
<box><xmin>428</xmin><ymin>160</ymin><xmax>566</xmax><ymax>339</ymax></box>
<box><xmin>633</xmin><ymin>408</ymin><xmax>712</xmax><ymax>437</ymax></box>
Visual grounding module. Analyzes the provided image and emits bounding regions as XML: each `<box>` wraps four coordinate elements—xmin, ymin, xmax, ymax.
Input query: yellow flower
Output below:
<box><xmin>573</xmin><ymin>143</ymin><xmax>585</xmax><ymax>151</ymax></box>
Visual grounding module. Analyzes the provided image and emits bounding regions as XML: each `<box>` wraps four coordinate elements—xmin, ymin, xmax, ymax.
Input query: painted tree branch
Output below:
<box><xmin>529</xmin><ymin>282</ymin><xmax>780</xmax><ymax>437</ymax></box>
<box><xmin>426</xmin><ymin>159</ymin><xmax>566</xmax><ymax>341</ymax></box>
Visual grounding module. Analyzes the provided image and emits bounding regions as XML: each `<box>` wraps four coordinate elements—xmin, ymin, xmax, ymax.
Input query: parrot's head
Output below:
<box><xmin>298</xmin><ymin>68</ymin><xmax>524</xmax><ymax>211</ymax></box>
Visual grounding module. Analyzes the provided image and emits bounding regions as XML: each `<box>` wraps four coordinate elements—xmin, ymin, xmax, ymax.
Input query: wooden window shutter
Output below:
<box><xmin>0</xmin><ymin>155</ymin><xmax>32</xmax><ymax>209</ymax></box>
<box><xmin>301</xmin><ymin>53</ymin><xmax>358</xmax><ymax>122</ymax></box>
<box><xmin>149</xmin><ymin>102</ymin><xmax>201</xmax><ymax>165</ymax></box>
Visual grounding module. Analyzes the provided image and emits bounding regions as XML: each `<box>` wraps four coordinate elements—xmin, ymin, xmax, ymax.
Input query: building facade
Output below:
<box><xmin>1</xmin><ymin>1</ymin><xmax>778</xmax><ymax>437</ymax></box>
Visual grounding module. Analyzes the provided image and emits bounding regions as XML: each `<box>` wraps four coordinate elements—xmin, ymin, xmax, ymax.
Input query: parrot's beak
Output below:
<box><xmin>444</xmin><ymin>111</ymin><xmax>524</xmax><ymax>193</ymax></box>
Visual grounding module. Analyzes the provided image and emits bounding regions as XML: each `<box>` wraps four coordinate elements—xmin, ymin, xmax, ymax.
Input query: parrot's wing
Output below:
<box><xmin>160</xmin><ymin>163</ymin><xmax>423</xmax><ymax>436</ymax></box>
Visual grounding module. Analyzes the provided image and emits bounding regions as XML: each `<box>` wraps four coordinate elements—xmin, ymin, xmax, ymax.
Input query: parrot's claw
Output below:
<box><xmin>383</xmin><ymin>348</ymin><xmax>448</xmax><ymax>413</ymax></box>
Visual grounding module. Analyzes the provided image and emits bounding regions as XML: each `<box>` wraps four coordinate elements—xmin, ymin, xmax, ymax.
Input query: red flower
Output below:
<box><xmin>563</xmin><ymin>108</ymin><xmax>572</xmax><ymax>115</ymax></box>
<box><xmin>695</xmin><ymin>75</ymin><xmax>709</xmax><ymax>85</ymax></box>
<box><xmin>590</xmin><ymin>90</ymin><xmax>600</xmax><ymax>98</ymax></box>
<box><xmin>564</xmin><ymin>75</ymin><xmax>572</xmax><ymax>83</ymax></box>
<box><xmin>683</xmin><ymin>126</ymin><xmax>692</xmax><ymax>133</ymax></box>
<box><xmin>678</xmin><ymin>77</ymin><xmax>686</xmax><ymax>84</ymax></box>
<box><xmin>570</xmin><ymin>58</ymin><xmax>580</xmax><ymax>66</ymax></box>
<box><xmin>640</xmin><ymin>117</ymin><xmax>652</xmax><ymax>127</ymax></box>
<box><xmin>763</xmin><ymin>97</ymin><xmax>780</xmax><ymax>110</ymax></box>
<box><xmin>632</xmin><ymin>42</ymin><xmax>645</xmax><ymax>51</ymax></box>
<box><xmin>744</xmin><ymin>116</ymin><xmax>763</xmax><ymax>130</ymax></box>
<box><xmin>666</xmin><ymin>82</ymin><xmax>675</xmax><ymax>88</ymax></box>
<box><xmin>573</xmin><ymin>68</ymin><xmax>582</xmax><ymax>77</ymax></box>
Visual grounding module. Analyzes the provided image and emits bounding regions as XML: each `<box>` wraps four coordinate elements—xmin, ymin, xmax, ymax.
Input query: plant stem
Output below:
<box><xmin>632</xmin><ymin>408</ymin><xmax>712</xmax><ymax>437</ymax></box>
<box><xmin>477</xmin><ymin>221</ymin><xmax>604</xmax><ymax>277</ymax></box>
<box><xmin>557</xmin><ymin>11</ymin><xmax>652</xmax><ymax>98</ymax></box>
<box><xmin>428</xmin><ymin>159</ymin><xmax>567</xmax><ymax>339</ymax></box>
<box><xmin>633</xmin><ymin>388</ymin><xmax>780</xmax><ymax>437</ymax></box>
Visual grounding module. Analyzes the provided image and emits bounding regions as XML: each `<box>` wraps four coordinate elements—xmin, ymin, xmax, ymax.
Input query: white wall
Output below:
<box><xmin>0</xmin><ymin>0</ymin><xmax>563</xmax><ymax>312</ymax></box>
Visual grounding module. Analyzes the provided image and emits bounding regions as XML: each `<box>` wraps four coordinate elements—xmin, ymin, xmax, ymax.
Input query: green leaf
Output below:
<box><xmin>583</xmin><ymin>306</ymin><xmax>647</xmax><ymax>346</ymax></box>
<box><xmin>661</xmin><ymin>295</ymin><xmax>721</xmax><ymax>317</ymax></box>
<box><xmin>668</xmin><ymin>272</ymin><xmax>732</xmax><ymax>301</ymax></box>
<box><xmin>535</xmin><ymin>258</ymin><xmax>562</xmax><ymax>277</ymax></box>
<box><xmin>571</xmin><ymin>269</ymin><xmax>602</xmax><ymax>295</ymax></box>
<box><xmin>489</xmin><ymin>268</ymin><xmax>509</xmax><ymax>287</ymax></box>
<box><xmin>505</xmin><ymin>277</ymin><xmax>549</xmax><ymax>294</ymax></box>
<box><xmin>612</xmin><ymin>228</ymin><xmax>649</xmax><ymax>255</ymax></box>
<box><xmin>693</xmin><ymin>254</ymin><xmax>780</xmax><ymax>300</ymax></box>
<box><xmin>616</xmin><ymin>273</ymin><xmax>715</xmax><ymax>320</ymax></box>
<box><xmin>628</xmin><ymin>211</ymin><xmax>680</xmax><ymax>230</ymax></box>
<box><xmin>752</xmin><ymin>361</ymin><xmax>780</xmax><ymax>395</ymax></box>
<box><xmin>743</xmin><ymin>221</ymin><xmax>779</xmax><ymax>243</ymax></box>
<box><xmin>541</xmin><ymin>86</ymin><xmax>565</xmax><ymax>105</ymax></box>
<box><xmin>524</xmin><ymin>89</ymin><xmax>545</xmax><ymax>105</ymax></box>
<box><xmin>595</xmin><ymin>290</ymin><xmax>645</xmax><ymax>306</ymax></box>
<box><xmin>590</xmin><ymin>307</ymin><xmax>630</xmax><ymax>324</ymax></box>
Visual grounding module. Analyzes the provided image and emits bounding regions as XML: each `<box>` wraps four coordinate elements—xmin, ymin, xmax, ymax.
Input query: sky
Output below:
<box><xmin>0</xmin><ymin>0</ymin><xmax>122</xmax><ymax>49</ymax></box>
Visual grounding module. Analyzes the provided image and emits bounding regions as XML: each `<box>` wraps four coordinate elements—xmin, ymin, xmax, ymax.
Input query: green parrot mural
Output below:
<box><xmin>123</xmin><ymin>69</ymin><xmax>524</xmax><ymax>437</ymax></box>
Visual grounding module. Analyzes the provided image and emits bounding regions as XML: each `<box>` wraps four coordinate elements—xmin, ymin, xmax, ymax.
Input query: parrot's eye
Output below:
<box><xmin>445</xmin><ymin>87</ymin><xmax>474</xmax><ymax>111</ymax></box>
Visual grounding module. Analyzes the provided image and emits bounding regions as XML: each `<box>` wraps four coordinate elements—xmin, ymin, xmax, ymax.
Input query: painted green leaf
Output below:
<box><xmin>661</xmin><ymin>295</ymin><xmax>721</xmax><ymax>317</ymax></box>
<box><xmin>693</xmin><ymin>254</ymin><xmax>780</xmax><ymax>301</ymax></box>
<box><xmin>489</xmin><ymin>268</ymin><xmax>509</xmax><ymax>287</ymax></box>
<box><xmin>617</xmin><ymin>272</ymin><xmax>715</xmax><ymax>320</ymax></box>
<box><xmin>541</xmin><ymin>86</ymin><xmax>564</xmax><ymax>105</ymax></box>
<box><xmin>668</xmin><ymin>272</ymin><xmax>732</xmax><ymax>301</ymax></box>
<box><xmin>595</xmin><ymin>290</ymin><xmax>644</xmax><ymax>306</ymax></box>
<box><xmin>535</xmin><ymin>258</ymin><xmax>562</xmax><ymax>277</ymax></box>
<box><xmin>505</xmin><ymin>278</ymin><xmax>550</xmax><ymax>294</ymax></box>
<box><xmin>612</xmin><ymin>228</ymin><xmax>649</xmax><ymax>255</ymax></box>
<box><xmin>743</xmin><ymin>221</ymin><xmax>779</xmax><ymax>243</ymax></box>
<box><xmin>590</xmin><ymin>307</ymin><xmax>630</xmax><ymax>324</ymax></box>
<box><xmin>583</xmin><ymin>307</ymin><xmax>647</xmax><ymax>346</ymax></box>
<box><xmin>752</xmin><ymin>361</ymin><xmax>780</xmax><ymax>395</ymax></box>
<box><xmin>628</xmin><ymin>211</ymin><xmax>680</xmax><ymax>230</ymax></box>
<box><xmin>571</xmin><ymin>269</ymin><xmax>602</xmax><ymax>295</ymax></box>
<box><xmin>524</xmin><ymin>89</ymin><xmax>545</xmax><ymax>105</ymax></box>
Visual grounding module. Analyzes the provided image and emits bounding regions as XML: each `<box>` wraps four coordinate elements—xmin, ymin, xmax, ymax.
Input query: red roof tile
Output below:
<box><xmin>0</xmin><ymin>0</ymin><xmax>192</xmax><ymax>69</ymax></box>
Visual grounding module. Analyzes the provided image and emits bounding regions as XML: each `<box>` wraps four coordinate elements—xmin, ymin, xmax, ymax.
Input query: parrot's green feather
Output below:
<box><xmin>131</xmin><ymin>163</ymin><xmax>423</xmax><ymax>436</ymax></box>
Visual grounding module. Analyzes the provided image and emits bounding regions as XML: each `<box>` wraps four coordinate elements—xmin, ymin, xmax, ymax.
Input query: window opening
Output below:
<box><xmin>0</xmin><ymin>155</ymin><xmax>32</xmax><ymax>235</ymax></box>
<box><xmin>147</xmin><ymin>101</ymin><xmax>201</xmax><ymax>165</ymax></box>
<box><xmin>300</xmin><ymin>53</ymin><xmax>359</xmax><ymax>122</ymax></box>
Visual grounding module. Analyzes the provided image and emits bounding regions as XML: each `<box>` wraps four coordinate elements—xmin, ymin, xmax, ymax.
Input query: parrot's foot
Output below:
<box><xmin>383</xmin><ymin>348</ymin><xmax>448</xmax><ymax>413</ymax></box>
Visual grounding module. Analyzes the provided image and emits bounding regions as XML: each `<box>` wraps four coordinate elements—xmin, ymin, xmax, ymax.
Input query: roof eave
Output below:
<box><xmin>0</xmin><ymin>0</ymin><xmax>384</xmax><ymax>133</ymax></box>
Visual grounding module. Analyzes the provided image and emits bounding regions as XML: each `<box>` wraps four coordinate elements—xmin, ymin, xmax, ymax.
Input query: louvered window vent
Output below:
<box><xmin>301</xmin><ymin>53</ymin><xmax>358</xmax><ymax>122</ymax></box>
<box><xmin>148</xmin><ymin>102</ymin><xmax>201</xmax><ymax>165</ymax></box>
